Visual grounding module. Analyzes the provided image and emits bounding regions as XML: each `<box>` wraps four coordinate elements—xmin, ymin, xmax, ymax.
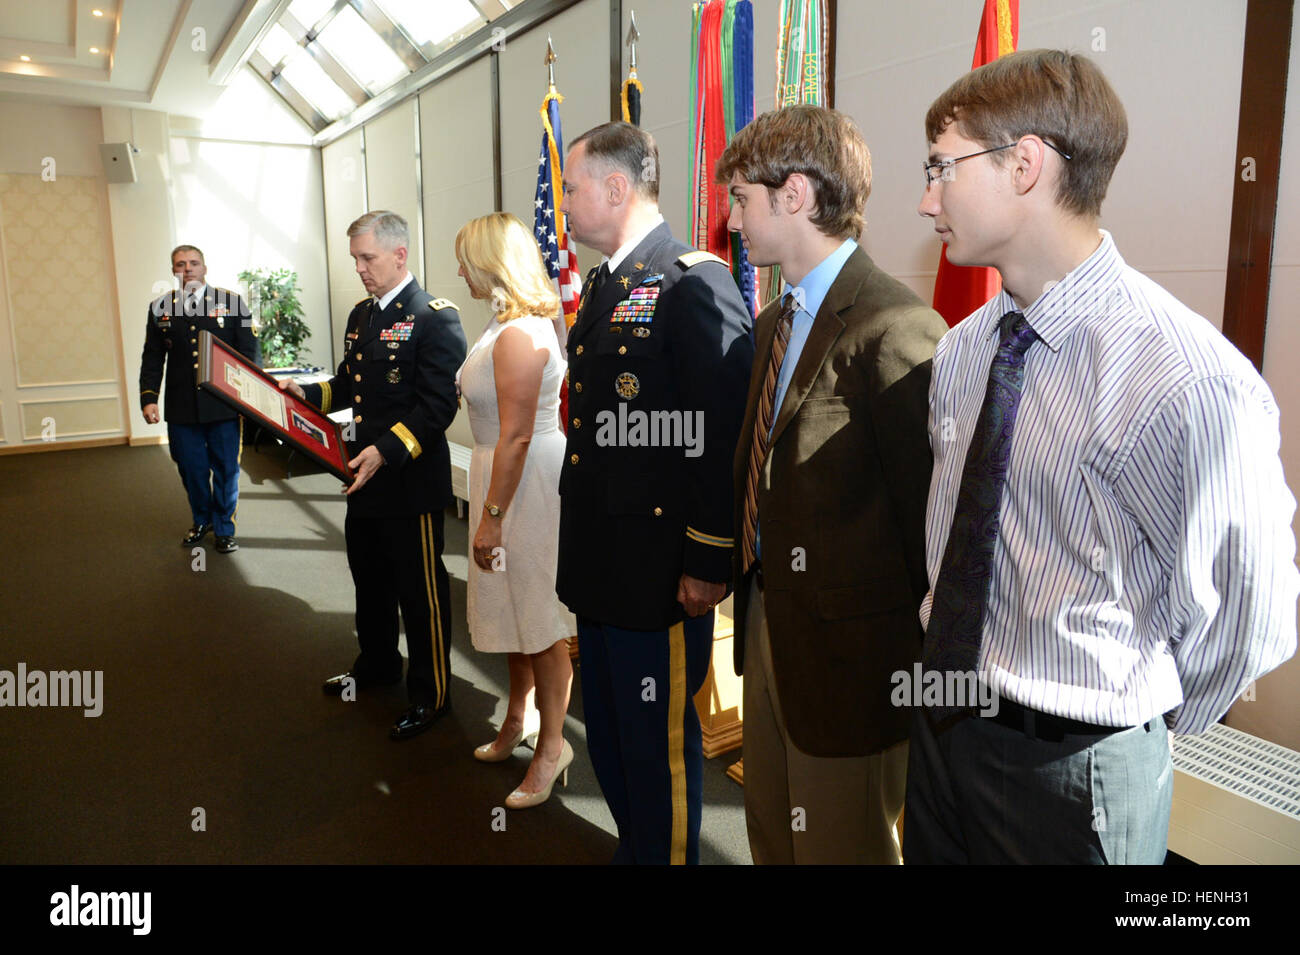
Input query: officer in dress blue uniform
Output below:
<box><xmin>558</xmin><ymin>123</ymin><xmax>754</xmax><ymax>863</ymax></box>
<box><xmin>282</xmin><ymin>211</ymin><xmax>466</xmax><ymax>741</ymax></box>
<box><xmin>140</xmin><ymin>244</ymin><xmax>258</xmax><ymax>553</ymax></box>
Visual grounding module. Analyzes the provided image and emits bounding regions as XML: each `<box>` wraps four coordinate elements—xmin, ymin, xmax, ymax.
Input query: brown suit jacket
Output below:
<box><xmin>732</xmin><ymin>244</ymin><xmax>947</xmax><ymax>757</ymax></box>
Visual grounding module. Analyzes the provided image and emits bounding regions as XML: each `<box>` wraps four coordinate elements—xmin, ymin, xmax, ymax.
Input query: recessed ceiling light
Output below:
<box><xmin>89</xmin><ymin>47</ymin><xmax>100</xmax><ymax>54</ymax></box>
<box><xmin>92</xmin><ymin>9</ymin><xmax>105</xmax><ymax>15</ymax></box>
<box><xmin>19</xmin><ymin>55</ymin><xmax>30</xmax><ymax>62</ymax></box>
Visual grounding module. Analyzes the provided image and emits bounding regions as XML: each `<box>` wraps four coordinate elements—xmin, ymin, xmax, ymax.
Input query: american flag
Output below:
<box><xmin>534</xmin><ymin>90</ymin><xmax>580</xmax><ymax>327</ymax></box>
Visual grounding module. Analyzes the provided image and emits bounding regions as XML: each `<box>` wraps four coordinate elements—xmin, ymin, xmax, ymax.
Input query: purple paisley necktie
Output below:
<box><xmin>921</xmin><ymin>310</ymin><xmax>1038</xmax><ymax>708</ymax></box>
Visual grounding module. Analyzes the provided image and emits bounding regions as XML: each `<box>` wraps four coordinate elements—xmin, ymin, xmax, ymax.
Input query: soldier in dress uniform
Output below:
<box><xmin>280</xmin><ymin>211</ymin><xmax>466</xmax><ymax>741</ymax></box>
<box><xmin>557</xmin><ymin>122</ymin><xmax>754</xmax><ymax>863</ymax></box>
<box><xmin>140</xmin><ymin>244</ymin><xmax>258</xmax><ymax>554</ymax></box>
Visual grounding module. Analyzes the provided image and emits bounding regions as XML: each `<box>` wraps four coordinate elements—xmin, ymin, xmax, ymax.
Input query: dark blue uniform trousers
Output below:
<box><xmin>578</xmin><ymin>612</ymin><xmax>713</xmax><ymax>864</ymax></box>
<box><xmin>168</xmin><ymin>419</ymin><xmax>241</xmax><ymax>537</ymax></box>
<box><xmin>345</xmin><ymin>511</ymin><xmax>452</xmax><ymax>708</ymax></box>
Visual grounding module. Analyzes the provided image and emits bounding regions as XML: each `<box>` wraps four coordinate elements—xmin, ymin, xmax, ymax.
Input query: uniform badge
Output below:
<box><xmin>387</xmin><ymin>368</ymin><xmax>402</xmax><ymax>384</ymax></box>
<box><xmin>216</xmin><ymin>316</ymin><xmax>225</xmax><ymax>328</ymax></box>
<box><xmin>610</xmin><ymin>277</ymin><xmax>661</xmax><ymax>323</ymax></box>
<box><xmin>618</xmin><ymin>276</ymin><xmax>631</xmax><ymax>290</ymax></box>
<box><xmin>633</xmin><ymin>326</ymin><xmax>650</xmax><ymax>338</ymax></box>
<box><xmin>380</xmin><ymin>321</ymin><xmax>414</xmax><ymax>342</ymax></box>
<box><xmin>615</xmin><ymin>372</ymin><xmax>640</xmax><ymax>400</ymax></box>
<box><xmin>387</xmin><ymin>341</ymin><xmax>401</xmax><ymax>350</ymax></box>
<box><xmin>346</xmin><ymin>331</ymin><xmax>359</xmax><ymax>340</ymax></box>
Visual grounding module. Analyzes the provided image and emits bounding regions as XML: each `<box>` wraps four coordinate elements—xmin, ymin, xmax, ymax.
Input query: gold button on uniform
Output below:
<box><xmin>570</xmin><ymin>453</ymin><xmax>579</xmax><ymax>465</ymax></box>
<box><xmin>354</xmin><ymin>395</ymin><xmax>361</xmax><ymax>403</ymax></box>
<box><xmin>576</xmin><ymin>345</ymin><xmax>584</xmax><ymax>355</ymax></box>
<box><xmin>618</xmin><ymin>345</ymin><xmax>627</xmax><ymax>355</ymax></box>
<box><xmin>354</xmin><ymin>374</ymin><xmax>361</xmax><ymax>381</ymax></box>
<box><xmin>355</xmin><ymin>353</ymin><xmax>362</xmax><ymax>360</ymax></box>
<box><xmin>574</xmin><ymin>382</ymin><xmax>582</xmax><ymax>393</ymax></box>
<box><xmin>653</xmin><ymin>507</ymin><xmax>663</xmax><ymax>516</ymax></box>
<box><xmin>355</xmin><ymin>414</ymin><xmax>363</xmax><ymax>422</ymax></box>
<box><xmin>572</xmin><ymin>418</ymin><xmax>580</xmax><ymax>429</ymax></box>
<box><xmin>389</xmin><ymin>355</ymin><xmax>396</xmax><ymax>361</ymax></box>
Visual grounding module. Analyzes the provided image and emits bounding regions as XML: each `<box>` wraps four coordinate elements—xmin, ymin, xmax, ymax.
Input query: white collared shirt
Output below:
<box><xmin>922</xmin><ymin>230</ymin><xmax>1298</xmax><ymax>734</ymax></box>
<box><xmin>604</xmin><ymin>214</ymin><xmax>665</xmax><ymax>273</ymax></box>
<box><xmin>375</xmin><ymin>272</ymin><xmax>414</xmax><ymax>311</ymax></box>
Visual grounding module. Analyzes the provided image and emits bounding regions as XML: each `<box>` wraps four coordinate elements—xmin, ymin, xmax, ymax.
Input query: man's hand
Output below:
<box><xmin>678</xmin><ymin>574</ymin><xmax>725</xmax><ymax>617</ymax></box>
<box><xmin>142</xmin><ymin>403</ymin><xmax>161</xmax><ymax>425</ymax></box>
<box><xmin>345</xmin><ymin>445</ymin><xmax>385</xmax><ymax>495</ymax></box>
<box><xmin>278</xmin><ymin>378</ymin><xmax>306</xmax><ymax>400</ymax></box>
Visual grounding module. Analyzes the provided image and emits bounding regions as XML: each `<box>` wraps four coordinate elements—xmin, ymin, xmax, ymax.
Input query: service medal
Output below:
<box><xmin>615</xmin><ymin>372</ymin><xmax>640</xmax><ymax>400</ymax></box>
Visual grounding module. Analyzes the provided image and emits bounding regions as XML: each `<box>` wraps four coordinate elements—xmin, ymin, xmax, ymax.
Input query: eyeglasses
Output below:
<box><xmin>923</xmin><ymin>139</ymin><xmax>1072</xmax><ymax>187</ymax></box>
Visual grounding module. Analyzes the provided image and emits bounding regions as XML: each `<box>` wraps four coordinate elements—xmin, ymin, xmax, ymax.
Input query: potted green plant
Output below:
<box><xmin>239</xmin><ymin>267</ymin><xmax>311</xmax><ymax>369</ymax></box>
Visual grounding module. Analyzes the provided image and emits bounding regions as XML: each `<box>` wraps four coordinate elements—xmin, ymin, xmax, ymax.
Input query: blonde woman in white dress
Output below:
<box><xmin>455</xmin><ymin>212</ymin><xmax>576</xmax><ymax>809</ymax></box>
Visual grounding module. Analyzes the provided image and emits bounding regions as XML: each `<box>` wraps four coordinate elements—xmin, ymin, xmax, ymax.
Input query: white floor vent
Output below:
<box><xmin>1169</xmin><ymin>723</ymin><xmax>1300</xmax><ymax>864</ymax></box>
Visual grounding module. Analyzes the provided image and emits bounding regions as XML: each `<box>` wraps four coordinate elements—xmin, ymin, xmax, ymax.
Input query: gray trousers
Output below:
<box><xmin>902</xmin><ymin>703</ymin><xmax>1173</xmax><ymax>864</ymax></box>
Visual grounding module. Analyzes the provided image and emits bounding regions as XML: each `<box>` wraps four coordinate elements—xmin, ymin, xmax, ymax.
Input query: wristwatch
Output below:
<box><xmin>484</xmin><ymin>502</ymin><xmax>503</xmax><ymax>518</ymax></box>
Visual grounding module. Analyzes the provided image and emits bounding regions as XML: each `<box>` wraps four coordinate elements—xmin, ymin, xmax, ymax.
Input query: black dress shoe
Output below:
<box><xmin>215</xmin><ymin>536</ymin><xmax>238</xmax><ymax>553</ymax></box>
<box><xmin>322</xmin><ymin>670</ymin><xmax>401</xmax><ymax>695</ymax></box>
<box><xmin>390</xmin><ymin>702</ymin><xmax>449</xmax><ymax>740</ymax></box>
<box><xmin>182</xmin><ymin>524</ymin><xmax>212</xmax><ymax>546</ymax></box>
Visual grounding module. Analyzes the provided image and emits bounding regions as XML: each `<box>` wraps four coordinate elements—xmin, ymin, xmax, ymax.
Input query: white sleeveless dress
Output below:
<box><xmin>458</xmin><ymin>314</ymin><xmax>575</xmax><ymax>654</ymax></box>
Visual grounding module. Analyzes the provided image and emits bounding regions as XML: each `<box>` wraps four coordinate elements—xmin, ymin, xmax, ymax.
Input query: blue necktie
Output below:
<box><xmin>922</xmin><ymin>310</ymin><xmax>1038</xmax><ymax>701</ymax></box>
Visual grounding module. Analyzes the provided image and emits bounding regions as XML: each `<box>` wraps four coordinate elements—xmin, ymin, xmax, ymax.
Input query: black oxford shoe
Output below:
<box><xmin>390</xmin><ymin>702</ymin><xmax>450</xmax><ymax>740</ymax></box>
<box><xmin>215</xmin><ymin>536</ymin><xmax>238</xmax><ymax>553</ymax></box>
<box><xmin>182</xmin><ymin>524</ymin><xmax>212</xmax><ymax>546</ymax></box>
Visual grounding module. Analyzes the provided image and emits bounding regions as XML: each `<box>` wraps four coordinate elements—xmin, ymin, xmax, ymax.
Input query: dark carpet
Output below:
<box><xmin>0</xmin><ymin>437</ymin><xmax>751</xmax><ymax>865</ymax></box>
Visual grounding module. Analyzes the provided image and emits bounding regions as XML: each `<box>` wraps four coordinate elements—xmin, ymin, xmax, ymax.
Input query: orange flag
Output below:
<box><xmin>931</xmin><ymin>0</ymin><xmax>1019</xmax><ymax>327</ymax></box>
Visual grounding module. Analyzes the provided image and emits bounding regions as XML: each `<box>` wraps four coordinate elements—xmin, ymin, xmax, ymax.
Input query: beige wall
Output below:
<box><xmin>364</xmin><ymin>100</ymin><xmax>425</xmax><ymax>285</ymax></box>
<box><xmin>103</xmin><ymin>107</ymin><xmax>176</xmax><ymax>445</ymax></box>
<box><xmin>321</xmin><ymin>128</ymin><xmax>367</xmax><ymax>357</ymax></box>
<box><xmin>420</xmin><ymin>57</ymin><xmax>495</xmax><ymax>451</ymax></box>
<box><xmin>0</xmin><ymin>101</ymin><xmax>126</xmax><ymax>449</ymax></box>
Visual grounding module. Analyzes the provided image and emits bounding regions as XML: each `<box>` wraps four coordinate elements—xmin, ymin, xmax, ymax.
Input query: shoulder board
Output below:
<box><xmin>426</xmin><ymin>297</ymin><xmax>458</xmax><ymax>312</ymax></box>
<box><xmin>354</xmin><ymin>297</ymin><xmax>370</xmax><ymax>308</ymax></box>
<box><xmin>676</xmin><ymin>250</ymin><xmax>728</xmax><ymax>269</ymax></box>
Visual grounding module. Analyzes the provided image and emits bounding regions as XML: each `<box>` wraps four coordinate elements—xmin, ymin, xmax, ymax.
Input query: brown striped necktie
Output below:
<box><xmin>741</xmin><ymin>295</ymin><xmax>797</xmax><ymax>573</ymax></box>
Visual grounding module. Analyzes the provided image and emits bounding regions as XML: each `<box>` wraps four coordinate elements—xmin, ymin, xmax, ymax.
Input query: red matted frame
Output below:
<box><xmin>197</xmin><ymin>331</ymin><xmax>354</xmax><ymax>482</ymax></box>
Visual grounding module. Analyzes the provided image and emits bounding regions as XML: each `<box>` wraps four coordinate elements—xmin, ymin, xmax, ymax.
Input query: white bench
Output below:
<box><xmin>449</xmin><ymin>440</ymin><xmax>471</xmax><ymax>518</ymax></box>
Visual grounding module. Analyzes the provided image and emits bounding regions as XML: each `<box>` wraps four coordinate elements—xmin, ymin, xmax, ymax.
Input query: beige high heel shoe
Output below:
<box><xmin>504</xmin><ymin>740</ymin><xmax>574</xmax><ymax>809</ymax></box>
<box><xmin>473</xmin><ymin>711</ymin><xmax>541</xmax><ymax>762</ymax></box>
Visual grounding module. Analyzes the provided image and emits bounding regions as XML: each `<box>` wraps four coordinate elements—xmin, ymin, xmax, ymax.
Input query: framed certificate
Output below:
<box><xmin>197</xmin><ymin>331</ymin><xmax>354</xmax><ymax>482</ymax></box>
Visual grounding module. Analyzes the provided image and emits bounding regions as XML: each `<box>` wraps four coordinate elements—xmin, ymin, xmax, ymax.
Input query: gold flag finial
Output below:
<box><xmin>545</xmin><ymin>35</ymin><xmax>556</xmax><ymax>89</ymax></box>
<box><xmin>625</xmin><ymin>12</ymin><xmax>640</xmax><ymax>73</ymax></box>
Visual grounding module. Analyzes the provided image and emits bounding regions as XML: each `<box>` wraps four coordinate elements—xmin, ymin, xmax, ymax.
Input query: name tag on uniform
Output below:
<box><xmin>380</xmin><ymin>321</ymin><xmax>414</xmax><ymax>341</ymax></box>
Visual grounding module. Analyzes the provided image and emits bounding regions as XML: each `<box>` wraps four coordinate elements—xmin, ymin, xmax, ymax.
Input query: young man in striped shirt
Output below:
<box><xmin>907</xmin><ymin>48</ymin><xmax>1297</xmax><ymax>864</ymax></box>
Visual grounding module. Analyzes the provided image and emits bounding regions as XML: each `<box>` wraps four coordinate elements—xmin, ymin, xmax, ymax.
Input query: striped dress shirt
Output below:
<box><xmin>921</xmin><ymin>231</ymin><xmax>1298</xmax><ymax>735</ymax></box>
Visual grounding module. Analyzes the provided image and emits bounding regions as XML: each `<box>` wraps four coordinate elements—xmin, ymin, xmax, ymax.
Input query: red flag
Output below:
<box><xmin>931</xmin><ymin>0</ymin><xmax>1018</xmax><ymax>327</ymax></box>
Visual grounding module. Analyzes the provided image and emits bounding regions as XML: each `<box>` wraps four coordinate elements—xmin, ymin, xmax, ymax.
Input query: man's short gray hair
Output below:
<box><xmin>348</xmin><ymin>210</ymin><xmax>408</xmax><ymax>250</ymax></box>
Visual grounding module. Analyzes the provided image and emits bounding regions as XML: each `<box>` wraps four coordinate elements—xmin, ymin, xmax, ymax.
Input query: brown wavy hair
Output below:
<box><xmin>714</xmin><ymin>105</ymin><xmax>870</xmax><ymax>240</ymax></box>
<box><xmin>925</xmin><ymin>49</ymin><xmax>1128</xmax><ymax>219</ymax></box>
